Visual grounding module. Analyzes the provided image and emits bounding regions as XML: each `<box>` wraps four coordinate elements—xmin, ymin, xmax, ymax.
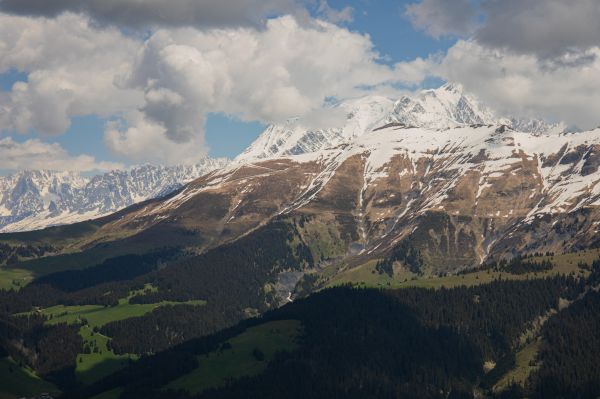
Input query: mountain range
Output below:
<box><xmin>21</xmin><ymin>83</ymin><xmax>596</xmax><ymax>274</ymax></box>
<box><xmin>0</xmin><ymin>83</ymin><xmax>568</xmax><ymax>236</ymax></box>
<box><xmin>0</xmin><ymin>160</ymin><xmax>229</xmax><ymax>233</ymax></box>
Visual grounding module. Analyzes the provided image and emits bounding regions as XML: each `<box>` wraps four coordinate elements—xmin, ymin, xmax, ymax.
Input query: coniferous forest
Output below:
<box><xmin>62</xmin><ymin>268</ymin><xmax>599</xmax><ymax>399</ymax></box>
<box><xmin>1</xmin><ymin>216</ymin><xmax>600</xmax><ymax>399</ymax></box>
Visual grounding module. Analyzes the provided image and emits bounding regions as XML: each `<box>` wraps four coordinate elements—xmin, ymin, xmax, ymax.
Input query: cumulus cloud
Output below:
<box><xmin>4</xmin><ymin>1</ymin><xmax>596</xmax><ymax>171</ymax></box>
<box><xmin>0</xmin><ymin>13</ymin><xmax>142</xmax><ymax>135</ymax></box>
<box><xmin>0</xmin><ymin>0</ymin><xmax>354</xmax><ymax>29</ymax></box>
<box><xmin>121</xmin><ymin>16</ymin><xmax>425</xmax><ymax>152</ymax></box>
<box><xmin>104</xmin><ymin>111</ymin><xmax>208</xmax><ymax>165</ymax></box>
<box><xmin>476</xmin><ymin>0</ymin><xmax>600</xmax><ymax>59</ymax></box>
<box><xmin>403</xmin><ymin>0</ymin><xmax>600</xmax><ymax>129</ymax></box>
<box><xmin>0</xmin><ymin>10</ymin><xmax>429</xmax><ymax>167</ymax></box>
<box><xmin>0</xmin><ymin>137</ymin><xmax>122</xmax><ymax>171</ymax></box>
<box><xmin>406</xmin><ymin>0</ymin><xmax>600</xmax><ymax>59</ymax></box>
<box><xmin>436</xmin><ymin>41</ymin><xmax>600</xmax><ymax>130</ymax></box>
<box><xmin>0</xmin><ymin>0</ymin><xmax>299</xmax><ymax>29</ymax></box>
<box><xmin>404</xmin><ymin>0</ymin><xmax>478</xmax><ymax>39</ymax></box>
<box><xmin>315</xmin><ymin>0</ymin><xmax>353</xmax><ymax>24</ymax></box>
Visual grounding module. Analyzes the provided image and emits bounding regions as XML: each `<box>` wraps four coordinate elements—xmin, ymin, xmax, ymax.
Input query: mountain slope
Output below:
<box><xmin>1</xmin><ymin>84</ymin><xmax>597</xmax><ymax>277</ymax></box>
<box><xmin>30</xmin><ymin>123</ymin><xmax>598</xmax><ymax>277</ymax></box>
<box><xmin>0</xmin><ymin>159</ymin><xmax>229</xmax><ymax>233</ymax></box>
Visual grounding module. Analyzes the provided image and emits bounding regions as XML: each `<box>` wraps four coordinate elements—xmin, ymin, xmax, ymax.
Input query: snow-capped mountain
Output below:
<box><xmin>0</xmin><ymin>159</ymin><xmax>229</xmax><ymax>232</ymax></box>
<box><xmin>3</xmin><ymin>82</ymin><xmax>599</xmax><ymax>276</ymax></box>
<box><xmin>68</xmin><ymin>83</ymin><xmax>597</xmax><ymax>274</ymax></box>
<box><xmin>236</xmin><ymin>83</ymin><xmax>565</xmax><ymax>162</ymax></box>
<box><xmin>100</xmin><ymin>121</ymin><xmax>600</xmax><ymax>274</ymax></box>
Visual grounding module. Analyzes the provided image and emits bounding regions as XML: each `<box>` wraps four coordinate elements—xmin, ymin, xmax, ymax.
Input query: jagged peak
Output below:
<box><xmin>239</xmin><ymin>82</ymin><xmax>573</xmax><ymax>163</ymax></box>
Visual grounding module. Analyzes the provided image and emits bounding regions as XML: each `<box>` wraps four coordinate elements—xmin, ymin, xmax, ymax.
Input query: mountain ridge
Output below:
<box><xmin>236</xmin><ymin>83</ymin><xmax>566</xmax><ymax>163</ymax></box>
<box><xmin>0</xmin><ymin>159</ymin><xmax>229</xmax><ymax>233</ymax></box>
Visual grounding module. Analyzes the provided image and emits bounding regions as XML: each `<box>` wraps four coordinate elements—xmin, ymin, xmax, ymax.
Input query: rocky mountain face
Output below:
<box><xmin>2</xmin><ymin>84</ymin><xmax>597</xmax><ymax>277</ymax></box>
<box><xmin>40</xmin><ymin>84</ymin><xmax>595</xmax><ymax>279</ymax></box>
<box><xmin>0</xmin><ymin>159</ymin><xmax>229</xmax><ymax>232</ymax></box>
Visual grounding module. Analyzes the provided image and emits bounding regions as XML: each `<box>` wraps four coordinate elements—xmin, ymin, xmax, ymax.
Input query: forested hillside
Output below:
<box><xmin>63</xmin><ymin>261</ymin><xmax>600</xmax><ymax>399</ymax></box>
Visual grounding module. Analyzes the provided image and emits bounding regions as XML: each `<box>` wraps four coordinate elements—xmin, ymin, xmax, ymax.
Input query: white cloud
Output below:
<box><xmin>104</xmin><ymin>111</ymin><xmax>208</xmax><ymax>165</ymax></box>
<box><xmin>107</xmin><ymin>16</ymin><xmax>428</xmax><ymax>160</ymax></box>
<box><xmin>476</xmin><ymin>0</ymin><xmax>600</xmax><ymax>59</ymax></box>
<box><xmin>405</xmin><ymin>0</ymin><xmax>478</xmax><ymax>39</ymax></box>
<box><xmin>315</xmin><ymin>0</ymin><xmax>353</xmax><ymax>24</ymax></box>
<box><xmin>0</xmin><ymin>137</ymin><xmax>122</xmax><ymax>171</ymax></box>
<box><xmin>404</xmin><ymin>0</ymin><xmax>600</xmax><ymax>129</ymax></box>
<box><xmin>0</xmin><ymin>13</ymin><xmax>142</xmax><ymax>135</ymax></box>
<box><xmin>436</xmin><ymin>41</ymin><xmax>600</xmax><ymax>129</ymax></box>
<box><xmin>119</xmin><ymin>15</ymin><xmax>426</xmax><ymax>158</ymax></box>
<box><xmin>0</xmin><ymin>0</ymin><xmax>355</xmax><ymax>30</ymax></box>
<box><xmin>0</xmin><ymin>11</ymin><xmax>430</xmax><ymax>167</ymax></box>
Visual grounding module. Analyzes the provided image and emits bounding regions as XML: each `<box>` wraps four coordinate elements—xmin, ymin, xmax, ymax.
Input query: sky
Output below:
<box><xmin>0</xmin><ymin>0</ymin><xmax>599</xmax><ymax>172</ymax></box>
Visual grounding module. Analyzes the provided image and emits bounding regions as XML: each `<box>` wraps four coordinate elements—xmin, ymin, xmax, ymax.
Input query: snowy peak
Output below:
<box><xmin>236</xmin><ymin>95</ymin><xmax>395</xmax><ymax>162</ymax></box>
<box><xmin>0</xmin><ymin>158</ymin><xmax>229</xmax><ymax>232</ymax></box>
<box><xmin>237</xmin><ymin>83</ymin><xmax>567</xmax><ymax>163</ymax></box>
<box><xmin>388</xmin><ymin>83</ymin><xmax>496</xmax><ymax>129</ymax></box>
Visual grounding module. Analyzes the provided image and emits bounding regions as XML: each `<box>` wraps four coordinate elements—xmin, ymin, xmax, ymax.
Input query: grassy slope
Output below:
<box><xmin>494</xmin><ymin>338</ymin><xmax>541</xmax><ymax>392</ymax></box>
<box><xmin>16</xmin><ymin>292</ymin><xmax>206</xmax><ymax>386</ymax></box>
<box><xmin>76</xmin><ymin>326</ymin><xmax>136</xmax><ymax>386</ymax></box>
<box><xmin>327</xmin><ymin>249</ymin><xmax>597</xmax><ymax>290</ymax></box>
<box><xmin>38</xmin><ymin>299</ymin><xmax>206</xmax><ymax>328</ymax></box>
<box><xmin>166</xmin><ymin>320</ymin><xmax>301</xmax><ymax>395</ymax></box>
<box><xmin>0</xmin><ymin>357</ymin><xmax>59</xmax><ymax>399</ymax></box>
<box><xmin>0</xmin><ymin>267</ymin><xmax>33</xmax><ymax>290</ymax></box>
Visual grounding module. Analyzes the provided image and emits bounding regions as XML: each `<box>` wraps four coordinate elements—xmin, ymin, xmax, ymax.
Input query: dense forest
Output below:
<box><xmin>527</xmin><ymin>264</ymin><xmax>600</xmax><ymax>398</ymax></box>
<box><xmin>0</xmin><ymin>220</ymin><xmax>313</xmax><ymax>390</ymax></box>
<box><xmin>68</xmin><ymin>268</ymin><xmax>600</xmax><ymax>399</ymax></box>
<box><xmin>0</xmin><ymin>219</ymin><xmax>599</xmax><ymax>398</ymax></box>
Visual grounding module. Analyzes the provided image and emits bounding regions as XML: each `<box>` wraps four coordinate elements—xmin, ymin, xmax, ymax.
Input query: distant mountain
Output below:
<box><xmin>0</xmin><ymin>159</ymin><xmax>229</xmax><ymax>232</ymax></box>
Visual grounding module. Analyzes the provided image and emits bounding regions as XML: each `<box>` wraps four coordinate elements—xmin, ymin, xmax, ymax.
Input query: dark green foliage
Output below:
<box><xmin>93</xmin><ymin>288</ymin><xmax>482</xmax><ymax>399</ymax></box>
<box><xmin>484</xmin><ymin>257</ymin><xmax>554</xmax><ymax>275</ymax></box>
<box><xmin>72</xmin><ymin>276</ymin><xmax>587</xmax><ymax>399</ymax></box>
<box><xmin>102</xmin><ymin>304</ymin><xmax>241</xmax><ymax>355</ymax></box>
<box><xmin>378</xmin><ymin>240</ymin><xmax>422</xmax><ymax>274</ymax></box>
<box><xmin>31</xmin><ymin>249</ymin><xmax>182</xmax><ymax>292</ymax></box>
<box><xmin>100</xmin><ymin>221</ymin><xmax>312</xmax><ymax>354</ymax></box>
<box><xmin>0</xmin><ymin>242</ymin><xmax>55</xmax><ymax>265</ymax></box>
<box><xmin>495</xmin><ymin>384</ymin><xmax>526</xmax><ymax>399</ymax></box>
<box><xmin>34</xmin><ymin>323</ymin><xmax>83</xmax><ymax>377</ymax></box>
<box><xmin>252</xmin><ymin>348</ymin><xmax>264</xmax><ymax>361</ymax></box>
<box><xmin>390</xmin><ymin>276</ymin><xmax>581</xmax><ymax>359</ymax></box>
<box><xmin>529</xmin><ymin>289</ymin><xmax>600</xmax><ymax>399</ymax></box>
<box><xmin>375</xmin><ymin>258</ymin><xmax>394</xmax><ymax>276</ymax></box>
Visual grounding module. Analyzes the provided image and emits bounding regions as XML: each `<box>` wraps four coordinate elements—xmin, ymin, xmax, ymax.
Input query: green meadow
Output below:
<box><xmin>76</xmin><ymin>325</ymin><xmax>137</xmax><ymax>385</ymax></box>
<box><xmin>17</xmin><ymin>289</ymin><xmax>206</xmax><ymax>385</ymax></box>
<box><xmin>167</xmin><ymin>320</ymin><xmax>301</xmax><ymax>394</ymax></box>
<box><xmin>0</xmin><ymin>267</ymin><xmax>34</xmax><ymax>291</ymax></box>
<box><xmin>38</xmin><ymin>298</ymin><xmax>205</xmax><ymax>328</ymax></box>
<box><xmin>327</xmin><ymin>249</ymin><xmax>596</xmax><ymax>290</ymax></box>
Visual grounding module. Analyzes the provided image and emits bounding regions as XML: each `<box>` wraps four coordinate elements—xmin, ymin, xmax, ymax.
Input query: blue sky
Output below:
<box><xmin>0</xmin><ymin>0</ymin><xmax>454</xmax><ymax>164</ymax></box>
